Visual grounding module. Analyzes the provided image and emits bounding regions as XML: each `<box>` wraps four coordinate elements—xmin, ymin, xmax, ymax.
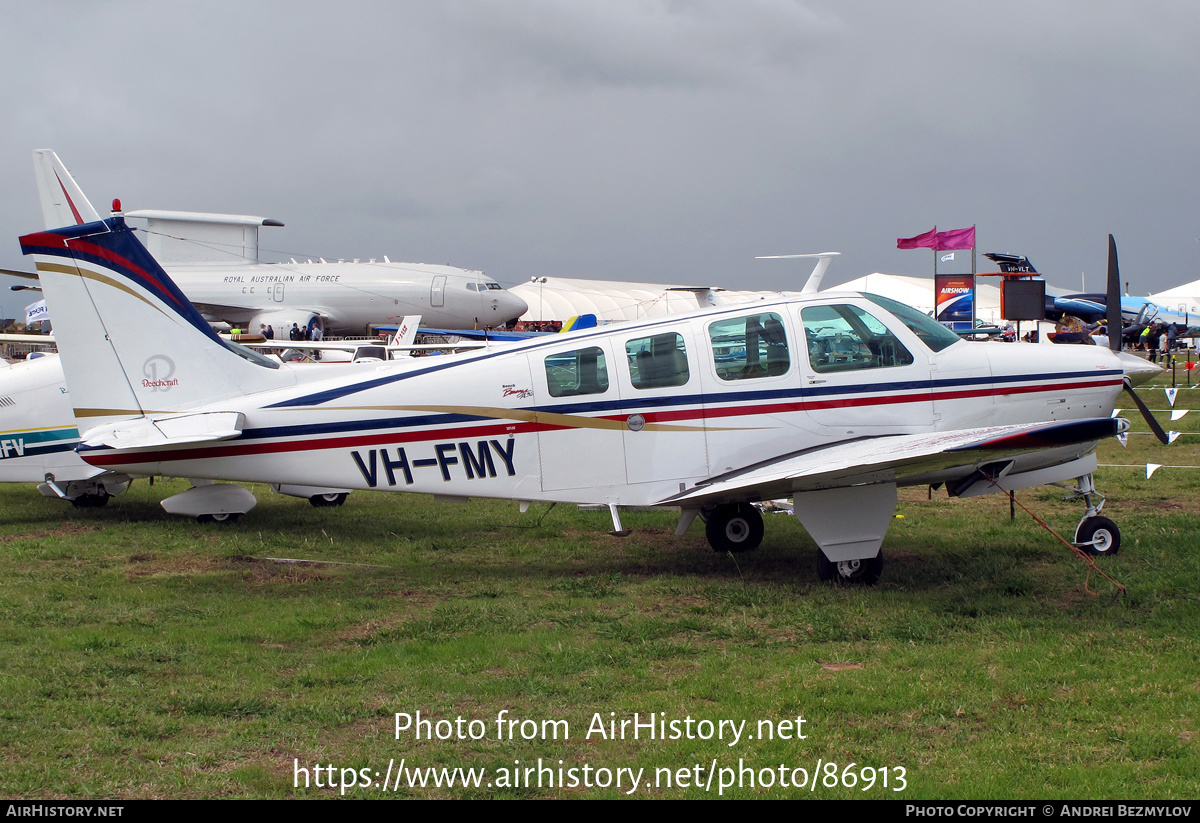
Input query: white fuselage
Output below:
<box><xmin>171</xmin><ymin>260</ymin><xmax>528</xmax><ymax>335</ymax></box>
<box><xmin>0</xmin><ymin>355</ymin><xmax>92</xmax><ymax>483</ymax></box>
<box><xmin>75</xmin><ymin>292</ymin><xmax>1126</xmax><ymax>505</ymax></box>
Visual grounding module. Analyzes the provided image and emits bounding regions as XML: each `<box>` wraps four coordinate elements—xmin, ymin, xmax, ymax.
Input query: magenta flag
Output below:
<box><xmin>897</xmin><ymin>228</ymin><xmax>937</xmax><ymax>249</ymax></box>
<box><xmin>935</xmin><ymin>226</ymin><xmax>975</xmax><ymax>250</ymax></box>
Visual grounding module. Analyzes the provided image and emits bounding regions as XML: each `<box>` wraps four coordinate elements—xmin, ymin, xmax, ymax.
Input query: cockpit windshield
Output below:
<box><xmin>862</xmin><ymin>293</ymin><xmax>961</xmax><ymax>352</ymax></box>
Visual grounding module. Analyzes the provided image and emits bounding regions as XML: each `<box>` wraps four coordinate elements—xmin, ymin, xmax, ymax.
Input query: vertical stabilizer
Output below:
<box><xmin>20</xmin><ymin>218</ymin><xmax>295</xmax><ymax>430</ymax></box>
<box><xmin>32</xmin><ymin>150</ymin><xmax>102</xmax><ymax>229</ymax></box>
<box><xmin>755</xmin><ymin>252</ymin><xmax>842</xmax><ymax>293</ymax></box>
<box><xmin>389</xmin><ymin>315</ymin><xmax>422</xmax><ymax>347</ymax></box>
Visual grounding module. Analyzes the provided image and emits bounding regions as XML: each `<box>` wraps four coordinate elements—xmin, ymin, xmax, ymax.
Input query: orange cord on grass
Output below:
<box><xmin>987</xmin><ymin>479</ymin><xmax>1126</xmax><ymax>599</ymax></box>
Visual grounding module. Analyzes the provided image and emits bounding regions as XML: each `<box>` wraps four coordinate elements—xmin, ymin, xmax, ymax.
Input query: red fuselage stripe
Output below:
<box><xmin>81</xmin><ymin>377</ymin><xmax>1123</xmax><ymax>467</ymax></box>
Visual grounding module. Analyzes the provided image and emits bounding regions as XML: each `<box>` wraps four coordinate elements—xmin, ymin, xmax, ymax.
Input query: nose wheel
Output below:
<box><xmin>1074</xmin><ymin>516</ymin><xmax>1120</xmax><ymax>556</ymax></box>
<box><xmin>1054</xmin><ymin>473</ymin><xmax>1121</xmax><ymax>556</ymax></box>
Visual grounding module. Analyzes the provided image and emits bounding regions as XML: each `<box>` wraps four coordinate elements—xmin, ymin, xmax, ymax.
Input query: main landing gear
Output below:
<box><xmin>1054</xmin><ymin>473</ymin><xmax>1121</xmax><ymax>556</ymax></box>
<box><xmin>703</xmin><ymin>503</ymin><xmax>765</xmax><ymax>553</ymax></box>
<box><xmin>816</xmin><ymin>550</ymin><xmax>884</xmax><ymax>585</ymax></box>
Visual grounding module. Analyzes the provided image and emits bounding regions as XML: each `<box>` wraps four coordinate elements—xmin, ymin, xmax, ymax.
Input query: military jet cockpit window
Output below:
<box><xmin>801</xmin><ymin>304</ymin><xmax>915</xmax><ymax>373</ymax></box>
<box><xmin>708</xmin><ymin>312</ymin><xmax>790</xmax><ymax>380</ymax></box>
<box><xmin>545</xmin><ymin>346</ymin><xmax>610</xmax><ymax>397</ymax></box>
<box><xmin>626</xmin><ymin>332</ymin><xmax>690</xmax><ymax>390</ymax></box>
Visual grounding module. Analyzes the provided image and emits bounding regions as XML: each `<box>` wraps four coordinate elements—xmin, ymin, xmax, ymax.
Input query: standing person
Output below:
<box><xmin>290</xmin><ymin>323</ymin><xmax>301</xmax><ymax>341</ymax></box>
<box><xmin>265</xmin><ymin>325</ymin><xmax>274</xmax><ymax>340</ymax></box>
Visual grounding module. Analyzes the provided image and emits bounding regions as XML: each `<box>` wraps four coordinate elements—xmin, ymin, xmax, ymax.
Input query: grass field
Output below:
<box><xmin>1</xmin><ymin>362</ymin><xmax>1198</xmax><ymax>799</ymax></box>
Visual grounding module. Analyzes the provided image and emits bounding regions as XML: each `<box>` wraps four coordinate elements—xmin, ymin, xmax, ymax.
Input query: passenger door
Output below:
<box><xmin>796</xmin><ymin>301</ymin><xmax>934</xmax><ymax>435</ymax></box>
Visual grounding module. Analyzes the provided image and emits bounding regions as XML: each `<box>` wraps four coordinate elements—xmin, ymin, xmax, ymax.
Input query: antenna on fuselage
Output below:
<box><xmin>755</xmin><ymin>252</ymin><xmax>841</xmax><ymax>294</ymax></box>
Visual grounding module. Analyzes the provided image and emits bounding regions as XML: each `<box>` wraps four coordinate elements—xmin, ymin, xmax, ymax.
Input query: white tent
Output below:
<box><xmin>512</xmin><ymin>272</ymin><xmax>1010</xmax><ymax>326</ymax></box>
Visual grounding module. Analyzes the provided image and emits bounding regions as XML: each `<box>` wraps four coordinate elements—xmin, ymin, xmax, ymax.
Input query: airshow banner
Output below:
<box><xmin>935</xmin><ymin>275</ymin><xmax>975</xmax><ymax>329</ymax></box>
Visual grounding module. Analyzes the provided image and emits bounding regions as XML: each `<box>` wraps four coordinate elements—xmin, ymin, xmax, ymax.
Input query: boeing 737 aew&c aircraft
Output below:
<box><xmin>22</xmin><ymin>217</ymin><xmax>1153</xmax><ymax>584</ymax></box>
<box><xmin>26</xmin><ymin>150</ymin><xmax>527</xmax><ymax>335</ymax></box>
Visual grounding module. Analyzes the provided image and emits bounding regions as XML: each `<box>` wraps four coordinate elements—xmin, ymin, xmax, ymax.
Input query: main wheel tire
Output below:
<box><xmin>1075</xmin><ymin>516</ymin><xmax>1120</xmax><ymax>556</ymax></box>
<box><xmin>309</xmin><ymin>492</ymin><xmax>348</xmax><ymax>507</ymax></box>
<box><xmin>197</xmin><ymin>512</ymin><xmax>240</xmax><ymax>524</ymax></box>
<box><xmin>705</xmin><ymin>503</ymin><xmax>764</xmax><ymax>553</ymax></box>
<box><xmin>817</xmin><ymin>550</ymin><xmax>883</xmax><ymax>585</ymax></box>
<box><xmin>70</xmin><ymin>490</ymin><xmax>110</xmax><ymax>508</ymax></box>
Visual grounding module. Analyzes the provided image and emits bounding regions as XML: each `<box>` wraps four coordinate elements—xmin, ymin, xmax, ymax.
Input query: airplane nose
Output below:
<box><xmin>496</xmin><ymin>291</ymin><xmax>529</xmax><ymax>326</ymax></box>
<box><xmin>1117</xmin><ymin>351</ymin><xmax>1163</xmax><ymax>387</ymax></box>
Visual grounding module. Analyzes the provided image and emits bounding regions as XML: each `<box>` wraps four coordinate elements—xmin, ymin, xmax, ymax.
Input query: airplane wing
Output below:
<box><xmin>661</xmin><ymin>417</ymin><xmax>1124</xmax><ymax>508</ymax></box>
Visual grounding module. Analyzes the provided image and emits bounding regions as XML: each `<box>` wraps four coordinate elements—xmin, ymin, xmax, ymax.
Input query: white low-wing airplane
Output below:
<box><xmin>0</xmin><ymin>351</ymin><xmax>357</xmax><ymax>512</ymax></box>
<box><xmin>22</xmin><ymin>217</ymin><xmax>1155</xmax><ymax>583</ymax></box>
<box><xmin>26</xmin><ymin>150</ymin><xmax>528</xmax><ymax>335</ymax></box>
<box><xmin>0</xmin><ymin>353</ymin><xmax>131</xmax><ymax>504</ymax></box>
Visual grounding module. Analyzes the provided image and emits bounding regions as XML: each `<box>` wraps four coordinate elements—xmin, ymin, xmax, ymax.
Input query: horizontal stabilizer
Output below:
<box><xmin>123</xmin><ymin>210</ymin><xmax>283</xmax><ymax>265</ymax></box>
<box><xmin>81</xmin><ymin>411</ymin><xmax>245</xmax><ymax>450</ymax></box>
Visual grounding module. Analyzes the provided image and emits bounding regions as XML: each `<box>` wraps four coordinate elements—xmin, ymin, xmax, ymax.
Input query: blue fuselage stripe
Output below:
<box><xmin>169</xmin><ymin>369</ymin><xmax>1119</xmax><ymax>446</ymax></box>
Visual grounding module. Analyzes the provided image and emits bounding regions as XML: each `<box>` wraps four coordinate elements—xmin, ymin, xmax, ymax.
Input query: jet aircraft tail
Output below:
<box><xmin>19</xmin><ymin>217</ymin><xmax>296</xmax><ymax>430</ymax></box>
<box><xmin>33</xmin><ymin>149</ymin><xmax>102</xmax><ymax>229</ymax></box>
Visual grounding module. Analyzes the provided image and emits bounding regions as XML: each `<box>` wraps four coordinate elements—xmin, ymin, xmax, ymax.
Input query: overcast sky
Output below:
<box><xmin>2</xmin><ymin>0</ymin><xmax>1198</xmax><ymax>316</ymax></box>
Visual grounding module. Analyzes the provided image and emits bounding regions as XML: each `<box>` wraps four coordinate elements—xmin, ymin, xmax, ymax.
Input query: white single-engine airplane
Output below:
<box><xmin>21</xmin><ymin>217</ymin><xmax>1159</xmax><ymax>583</ymax></box>
<box><xmin>23</xmin><ymin>150</ymin><xmax>528</xmax><ymax>335</ymax></box>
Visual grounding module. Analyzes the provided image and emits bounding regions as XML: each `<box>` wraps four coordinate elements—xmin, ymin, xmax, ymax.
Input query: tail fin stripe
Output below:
<box><xmin>21</xmin><ymin>234</ymin><xmax>184</xmax><ymax>311</ymax></box>
<box><xmin>21</xmin><ymin>219</ymin><xmax>225</xmax><ymax>345</ymax></box>
<box><xmin>55</xmin><ymin>171</ymin><xmax>84</xmax><ymax>225</ymax></box>
<box><xmin>35</xmin><ymin>262</ymin><xmax>169</xmax><ymax>318</ymax></box>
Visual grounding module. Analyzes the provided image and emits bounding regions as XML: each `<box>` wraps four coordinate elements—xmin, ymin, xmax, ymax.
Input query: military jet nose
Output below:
<box><xmin>493</xmin><ymin>290</ymin><xmax>529</xmax><ymax>327</ymax></box>
<box><xmin>1117</xmin><ymin>351</ymin><xmax>1163</xmax><ymax>388</ymax></box>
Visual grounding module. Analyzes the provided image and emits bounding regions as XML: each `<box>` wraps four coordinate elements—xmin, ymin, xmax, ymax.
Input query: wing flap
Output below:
<box><xmin>662</xmin><ymin>418</ymin><xmax>1124</xmax><ymax>507</ymax></box>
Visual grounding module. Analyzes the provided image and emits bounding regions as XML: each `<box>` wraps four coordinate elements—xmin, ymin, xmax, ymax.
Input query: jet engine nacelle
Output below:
<box><xmin>244</xmin><ymin>310</ymin><xmax>324</xmax><ymax>340</ymax></box>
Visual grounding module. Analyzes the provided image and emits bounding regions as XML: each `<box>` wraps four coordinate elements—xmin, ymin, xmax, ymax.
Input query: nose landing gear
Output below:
<box><xmin>1053</xmin><ymin>473</ymin><xmax>1121</xmax><ymax>556</ymax></box>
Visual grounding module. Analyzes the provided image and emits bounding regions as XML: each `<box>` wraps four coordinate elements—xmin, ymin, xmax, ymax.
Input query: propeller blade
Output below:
<box><xmin>1107</xmin><ymin>234</ymin><xmax>1122</xmax><ymax>352</ymax></box>
<box><xmin>1123</xmin><ymin>379</ymin><xmax>1170</xmax><ymax>444</ymax></box>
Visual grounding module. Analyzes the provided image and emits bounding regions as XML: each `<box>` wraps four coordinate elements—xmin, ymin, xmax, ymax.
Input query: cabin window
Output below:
<box><xmin>801</xmin><ymin>304</ymin><xmax>914</xmax><ymax>373</ymax></box>
<box><xmin>708</xmin><ymin>312</ymin><xmax>790</xmax><ymax>381</ymax></box>
<box><xmin>545</xmin><ymin>346</ymin><xmax>609</xmax><ymax>397</ymax></box>
<box><xmin>626</xmin><ymin>332</ymin><xmax>690</xmax><ymax>389</ymax></box>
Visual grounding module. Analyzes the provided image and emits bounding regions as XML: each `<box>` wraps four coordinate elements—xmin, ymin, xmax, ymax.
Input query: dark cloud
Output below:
<box><xmin>1</xmin><ymin>0</ymin><xmax>1197</xmax><ymax>315</ymax></box>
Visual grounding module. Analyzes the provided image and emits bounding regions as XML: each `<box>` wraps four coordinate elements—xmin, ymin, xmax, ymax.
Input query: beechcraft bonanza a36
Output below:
<box><xmin>22</xmin><ymin>218</ymin><xmax>1160</xmax><ymax>583</ymax></box>
<box><xmin>26</xmin><ymin>149</ymin><xmax>527</xmax><ymax>335</ymax></box>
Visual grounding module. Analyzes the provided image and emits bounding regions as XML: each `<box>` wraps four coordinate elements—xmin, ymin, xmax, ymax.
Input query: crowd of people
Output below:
<box><xmin>1051</xmin><ymin>314</ymin><xmax>1187</xmax><ymax>360</ymax></box>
